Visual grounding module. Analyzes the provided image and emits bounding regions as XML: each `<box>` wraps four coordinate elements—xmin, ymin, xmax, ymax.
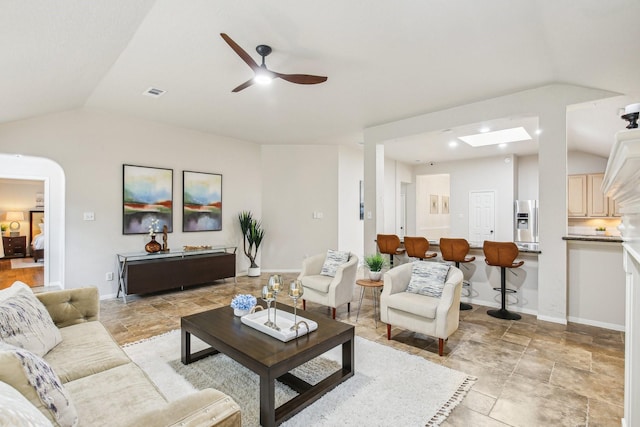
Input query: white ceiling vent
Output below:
<box><xmin>143</xmin><ymin>87</ymin><xmax>166</xmax><ymax>98</ymax></box>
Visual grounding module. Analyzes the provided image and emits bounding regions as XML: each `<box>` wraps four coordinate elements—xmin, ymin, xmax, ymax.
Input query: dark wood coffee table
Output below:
<box><xmin>181</xmin><ymin>304</ymin><xmax>355</xmax><ymax>427</ymax></box>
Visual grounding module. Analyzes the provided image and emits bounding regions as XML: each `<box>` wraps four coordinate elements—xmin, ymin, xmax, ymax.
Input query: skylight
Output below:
<box><xmin>459</xmin><ymin>127</ymin><xmax>532</xmax><ymax>147</ymax></box>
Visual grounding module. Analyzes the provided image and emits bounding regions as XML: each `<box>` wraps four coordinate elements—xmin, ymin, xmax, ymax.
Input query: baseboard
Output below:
<box><xmin>463</xmin><ymin>298</ymin><xmax>538</xmax><ymax>317</ymax></box>
<box><xmin>567</xmin><ymin>316</ymin><xmax>625</xmax><ymax>332</ymax></box>
<box><xmin>100</xmin><ymin>292</ymin><xmax>117</xmax><ymax>300</ymax></box>
<box><xmin>536</xmin><ymin>314</ymin><xmax>568</xmax><ymax>325</ymax></box>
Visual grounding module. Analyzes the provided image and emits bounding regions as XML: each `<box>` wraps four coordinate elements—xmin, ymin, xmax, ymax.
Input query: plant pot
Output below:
<box><xmin>234</xmin><ymin>308</ymin><xmax>251</xmax><ymax>317</ymax></box>
<box><xmin>595</xmin><ymin>231</ymin><xmax>606</xmax><ymax>236</ymax></box>
<box><xmin>368</xmin><ymin>271</ymin><xmax>383</xmax><ymax>281</ymax></box>
<box><xmin>248</xmin><ymin>267</ymin><xmax>261</xmax><ymax>277</ymax></box>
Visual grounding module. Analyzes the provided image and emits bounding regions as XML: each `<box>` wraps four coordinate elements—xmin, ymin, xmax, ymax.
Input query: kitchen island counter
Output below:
<box><xmin>562</xmin><ymin>235</ymin><xmax>622</xmax><ymax>243</ymax></box>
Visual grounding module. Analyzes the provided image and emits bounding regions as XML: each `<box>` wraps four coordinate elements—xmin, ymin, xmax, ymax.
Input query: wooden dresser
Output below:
<box><xmin>2</xmin><ymin>236</ymin><xmax>26</xmax><ymax>258</ymax></box>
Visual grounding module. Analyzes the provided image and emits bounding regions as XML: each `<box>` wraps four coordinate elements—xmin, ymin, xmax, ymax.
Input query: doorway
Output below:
<box><xmin>0</xmin><ymin>153</ymin><xmax>65</xmax><ymax>288</ymax></box>
<box><xmin>0</xmin><ymin>178</ymin><xmax>45</xmax><ymax>288</ymax></box>
<box><xmin>469</xmin><ymin>190</ymin><xmax>495</xmax><ymax>243</ymax></box>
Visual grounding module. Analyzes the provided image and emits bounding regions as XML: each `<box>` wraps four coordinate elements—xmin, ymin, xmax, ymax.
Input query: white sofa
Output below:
<box><xmin>380</xmin><ymin>263</ymin><xmax>463</xmax><ymax>356</ymax></box>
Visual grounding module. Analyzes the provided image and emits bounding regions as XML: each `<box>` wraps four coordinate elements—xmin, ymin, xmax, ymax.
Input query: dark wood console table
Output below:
<box><xmin>116</xmin><ymin>246</ymin><xmax>236</xmax><ymax>302</ymax></box>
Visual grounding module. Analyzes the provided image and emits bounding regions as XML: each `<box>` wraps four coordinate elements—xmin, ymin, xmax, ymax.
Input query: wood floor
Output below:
<box><xmin>0</xmin><ymin>258</ymin><xmax>43</xmax><ymax>289</ymax></box>
<box><xmin>99</xmin><ymin>272</ymin><xmax>625</xmax><ymax>427</ymax></box>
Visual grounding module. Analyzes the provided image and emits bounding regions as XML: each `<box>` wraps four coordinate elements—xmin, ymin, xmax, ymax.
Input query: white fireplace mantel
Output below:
<box><xmin>603</xmin><ymin>127</ymin><xmax>640</xmax><ymax>427</ymax></box>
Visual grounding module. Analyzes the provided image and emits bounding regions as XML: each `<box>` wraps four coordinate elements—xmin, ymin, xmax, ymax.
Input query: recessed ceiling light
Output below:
<box><xmin>479</xmin><ymin>126</ymin><xmax>491</xmax><ymax>133</ymax></box>
<box><xmin>448</xmin><ymin>141</ymin><xmax>458</xmax><ymax>147</ymax></box>
<box><xmin>535</xmin><ymin>129</ymin><xmax>542</xmax><ymax>135</ymax></box>
<box><xmin>459</xmin><ymin>127</ymin><xmax>532</xmax><ymax>147</ymax></box>
<box><xmin>498</xmin><ymin>143</ymin><xmax>507</xmax><ymax>149</ymax></box>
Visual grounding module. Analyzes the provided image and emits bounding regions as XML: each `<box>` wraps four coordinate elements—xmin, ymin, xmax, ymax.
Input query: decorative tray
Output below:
<box><xmin>241</xmin><ymin>308</ymin><xmax>318</xmax><ymax>342</ymax></box>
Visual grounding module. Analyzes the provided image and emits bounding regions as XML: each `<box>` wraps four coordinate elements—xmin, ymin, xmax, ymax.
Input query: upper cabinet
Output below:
<box><xmin>568</xmin><ymin>175</ymin><xmax>587</xmax><ymax>216</ymax></box>
<box><xmin>568</xmin><ymin>173</ymin><xmax>620</xmax><ymax>218</ymax></box>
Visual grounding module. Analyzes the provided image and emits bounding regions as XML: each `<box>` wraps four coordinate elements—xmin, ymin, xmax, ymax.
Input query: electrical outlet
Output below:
<box><xmin>105</xmin><ymin>272</ymin><xmax>114</xmax><ymax>281</ymax></box>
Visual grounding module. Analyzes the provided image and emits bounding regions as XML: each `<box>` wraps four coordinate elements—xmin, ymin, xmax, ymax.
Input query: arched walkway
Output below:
<box><xmin>0</xmin><ymin>153</ymin><xmax>65</xmax><ymax>287</ymax></box>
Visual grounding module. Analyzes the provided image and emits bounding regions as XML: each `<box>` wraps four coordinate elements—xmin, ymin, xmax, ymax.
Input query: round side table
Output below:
<box><xmin>355</xmin><ymin>279</ymin><xmax>384</xmax><ymax>327</ymax></box>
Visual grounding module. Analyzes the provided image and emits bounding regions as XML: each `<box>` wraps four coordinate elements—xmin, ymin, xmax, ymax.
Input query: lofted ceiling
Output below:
<box><xmin>1</xmin><ymin>1</ymin><xmax>639</xmax><ymax>163</ymax></box>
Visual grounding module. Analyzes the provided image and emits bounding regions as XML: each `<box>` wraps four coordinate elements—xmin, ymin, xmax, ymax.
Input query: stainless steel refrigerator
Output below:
<box><xmin>514</xmin><ymin>200</ymin><xmax>539</xmax><ymax>243</ymax></box>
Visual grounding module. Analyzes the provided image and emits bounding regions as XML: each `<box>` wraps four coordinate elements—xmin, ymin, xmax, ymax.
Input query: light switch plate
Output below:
<box><xmin>83</xmin><ymin>212</ymin><xmax>95</xmax><ymax>221</ymax></box>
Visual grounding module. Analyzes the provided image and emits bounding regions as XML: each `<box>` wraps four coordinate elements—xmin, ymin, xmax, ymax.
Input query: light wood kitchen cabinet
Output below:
<box><xmin>609</xmin><ymin>197</ymin><xmax>621</xmax><ymax>217</ymax></box>
<box><xmin>587</xmin><ymin>173</ymin><xmax>608</xmax><ymax>217</ymax></box>
<box><xmin>568</xmin><ymin>173</ymin><xmax>619</xmax><ymax>217</ymax></box>
<box><xmin>568</xmin><ymin>174</ymin><xmax>587</xmax><ymax>216</ymax></box>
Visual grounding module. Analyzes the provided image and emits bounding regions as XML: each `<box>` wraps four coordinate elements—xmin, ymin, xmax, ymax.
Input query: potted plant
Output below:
<box><xmin>238</xmin><ymin>211</ymin><xmax>265</xmax><ymax>277</ymax></box>
<box><xmin>364</xmin><ymin>253</ymin><xmax>387</xmax><ymax>281</ymax></box>
<box><xmin>595</xmin><ymin>226</ymin><xmax>606</xmax><ymax>236</ymax></box>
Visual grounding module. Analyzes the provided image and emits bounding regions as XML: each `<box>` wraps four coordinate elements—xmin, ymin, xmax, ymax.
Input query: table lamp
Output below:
<box><xmin>6</xmin><ymin>211</ymin><xmax>24</xmax><ymax>237</ymax></box>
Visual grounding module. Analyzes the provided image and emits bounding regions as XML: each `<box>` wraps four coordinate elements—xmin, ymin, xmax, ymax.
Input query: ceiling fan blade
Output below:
<box><xmin>232</xmin><ymin>78</ymin><xmax>255</xmax><ymax>93</ymax></box>
<box><xmin>273</xmin><ymin>72</ymin><xmax>328</xmax><ymax>85</ymax></box>
<box><xmin>220</xmin><ymin>33</ymin><xmax>259</xmax><ymax>72</ymax></box>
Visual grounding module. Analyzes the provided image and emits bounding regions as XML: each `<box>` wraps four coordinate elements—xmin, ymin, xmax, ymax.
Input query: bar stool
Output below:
<box><xmin>403</xmin><ymin>236</ymin><xmax>437</xmax><ymax>260</ymax></box>
<box><xmin>376</xmin><ymin>234</ymin><xmax>405</xmax><ymax>267</ymax></box>
<box><xmin>440</xmin><ymin>238</ymin><xmax>475</xmax><ymax>311</ymax></box>
<box><xmin>483</xmin><ymin>241</ymin><xmax>524</xmax><ymax>320</ymax></box>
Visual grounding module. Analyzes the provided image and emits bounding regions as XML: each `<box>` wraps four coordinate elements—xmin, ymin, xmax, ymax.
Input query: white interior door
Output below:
<box><xmin>469</xmin><ymin>191</ymin><xmax>495</xmax><ymax>243</ymax></box>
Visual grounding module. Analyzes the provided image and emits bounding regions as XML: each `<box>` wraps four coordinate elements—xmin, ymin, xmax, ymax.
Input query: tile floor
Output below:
<box><xmin>100</xmin><ymin>273</ymin><xmax>625</xmax><ymax>426</ymax></box>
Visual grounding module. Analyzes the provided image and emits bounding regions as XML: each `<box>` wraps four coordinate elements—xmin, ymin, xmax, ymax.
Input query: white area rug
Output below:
<box><xmin>10</xmin><ymin>258</ymin><xmax>43</xmax><ymax>269</ymax></box>
<box><xmin>124</xmin><ymin>330</ymin><xmax>475</xmax><ymax>427</ymax></box>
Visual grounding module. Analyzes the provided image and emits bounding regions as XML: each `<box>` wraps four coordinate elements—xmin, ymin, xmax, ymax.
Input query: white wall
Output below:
<box><xmin>260</xmin><ymin>145</ymin><xmax>364</xmax><ymax>270</ymax></box>
<box><xmin>415</xmin><ymin>173</ymin><xmax>450</xmax><ymax>240</ymax></box>
<box><xmin>567</xmin><ymin>241</ymin><xmax>625</xmax><ymax>330</ymax></box>
<box><xmin>338</xmin><ymin>146</ymin><xmax>364</xmax><ymax>261</ymax></box>
<box><xmin>0</xmin><ymin>108</ymin><xmax>261</xmax><ymax>296</ymax></box>
<box><xmin>516</xmin><ymin>154</ymin><xmax>539</xmax><ymax>200</ymax></box>
<box><xmin>412</xmin><ymin>155</ymin><xmax>515</xmax><ymax>241</ymax></box>
<box><xmin>261</xmin><ymin>145</ymin><xmax>339</xmax><ymax>271</ymax></box>
<box><xmin>568</xmin><ymin>150</ymin><xmax>608</xmax><ymax>175</ymax></box>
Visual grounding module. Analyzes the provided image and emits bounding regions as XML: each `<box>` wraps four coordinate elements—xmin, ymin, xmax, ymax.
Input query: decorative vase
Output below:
<box><xmin>145</xmin><ymin>235</ymin><xmax>162</xmax><ymax>253</ymax></box>
<box><xmin>369</xmin><ymin>271</ymin><xmax>382</xmax><ymax>281</ymax></box>
<box><xmin>248</xmin><ymin>266</ymin><xmax>261</xmax><ymax>277</ymax></box>
<box><xmin>234</xmin><ymin>308</ymin><xmax>251</xmax><ymax>317</ymax></box>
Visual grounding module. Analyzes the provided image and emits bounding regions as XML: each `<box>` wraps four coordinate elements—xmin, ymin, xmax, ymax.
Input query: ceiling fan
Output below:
<box><xmin>220</xmin><ymin>33</ymin><xmax>328</xmax><ymax>93</ymax></box>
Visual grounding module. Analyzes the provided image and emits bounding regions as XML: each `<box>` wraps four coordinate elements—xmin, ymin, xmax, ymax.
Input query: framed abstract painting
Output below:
<box><xmin>182</xmin><ymin>170</ymin><xmax>222</xmax><ymax>232</ymax></box>
<box><xmin>123</xmin><ymin>164</ymin><xmax>173</xmax><ymax>235</ymax></box>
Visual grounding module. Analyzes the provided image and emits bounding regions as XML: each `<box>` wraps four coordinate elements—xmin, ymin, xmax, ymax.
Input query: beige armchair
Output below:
<box><xmin>299</xmin><ymin>252</ymin><xmax>358</xmax><ymax>319</ymax></box>
<box><xmin>380</xmin><ymin>262</ymin><xmax>463</xmax><ymax>356</ymax></box>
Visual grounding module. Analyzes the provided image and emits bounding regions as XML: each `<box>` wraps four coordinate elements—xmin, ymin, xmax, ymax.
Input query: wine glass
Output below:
<box><xmin>288</xmin><ymin>280</ymin><xmax>304</xmax><ymax>331</ymax></box>
<box><xmin>261</xmin><ymin>285</ymin><xmax>275</xmax><ymax>328</ymax></box>
<box><xmin>267</xmin><ymin>275</ymin><xmax>283</xmax><ymax>331</ymax></box>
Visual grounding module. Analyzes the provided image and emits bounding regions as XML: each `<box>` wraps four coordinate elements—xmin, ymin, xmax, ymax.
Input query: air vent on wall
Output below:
<box><xmin>143</xmin><ymin>87</ymin><xmax>166</xmax><ymax>98</ymax></box>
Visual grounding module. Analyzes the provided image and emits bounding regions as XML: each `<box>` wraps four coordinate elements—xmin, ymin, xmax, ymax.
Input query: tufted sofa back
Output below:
<box><xmin>35</xmin><ymin>287</ymin><xmax>99</xmax><ymax>328</ymax></box>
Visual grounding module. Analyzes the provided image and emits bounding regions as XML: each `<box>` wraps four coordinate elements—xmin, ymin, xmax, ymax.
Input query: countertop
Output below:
<box><xmin>563</xmin><ymin>235</ymin><xmax>623</xmax><ymax>243</ymax></box>
<box><xmin>428</xmin><ymin>240</ymin><xmax>541</xmax><ymax>254</ymax></box>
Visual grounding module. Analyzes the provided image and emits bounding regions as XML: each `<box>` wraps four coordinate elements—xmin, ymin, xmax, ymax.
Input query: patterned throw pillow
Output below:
<box><xmin>320</xmin><ymin>250</ymin><xmax>351</xmax><ymax>277</ymax></box>
<box><xmin>406</xmin><ymin>261</ymin><xmax>451</xmax><ymax>298</ymax></box>
<box><xmin>0</xmin><ymin>381</ymin><xmax>53</xmax><ymax>426</ymax></box>
<box><xmin>0</xmin><ymin>342</ymin><xmax>78</xmax><ymax>427</ymax></box>
<box><xmin>0</xmin><ymin>281</ymin><xmax>62</xmax><ymax>356</ymax></box>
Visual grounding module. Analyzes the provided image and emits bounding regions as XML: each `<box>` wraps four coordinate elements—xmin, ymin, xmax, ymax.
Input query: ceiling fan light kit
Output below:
<box><xmin>220</xmin><ymin>33</ymin><xmax>327</xmax><ymax>92</ymax></box>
